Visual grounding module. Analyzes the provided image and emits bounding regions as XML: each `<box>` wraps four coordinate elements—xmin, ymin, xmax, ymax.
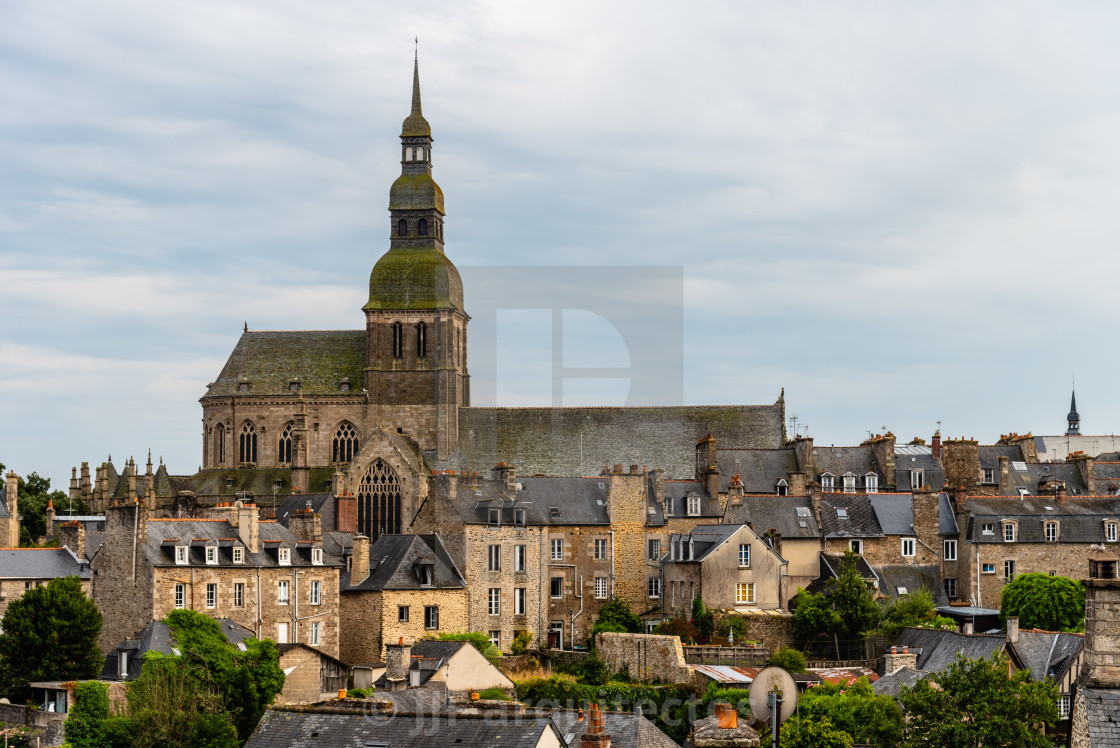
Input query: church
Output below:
<box><xmin>76</xmin><ymin>57</ymin><xmax>787</xmax><ymax>540</ymax></box>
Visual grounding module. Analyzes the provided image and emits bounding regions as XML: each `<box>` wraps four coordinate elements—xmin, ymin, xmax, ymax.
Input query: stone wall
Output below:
<box><xmin>277</xmin><ymin>646</ymin><xmax>325</xmax><ymax>704</ymax></box>
<box><xmin>973</xmin><ymin>540</ymin><xmax>1101</xmax><ymax>610</ymax></box>
<box><xmin>712</xmin><ymin>612</ymin><xmax>795</xmax><ymax>652</ymax></box>
<box><xmin>339</xmin><ymin>587</ymin><xmax>469</xmax><ymax>665</ymax></box>
<box><xmin>941</xmin><ymin>439</ymin><xmax>980</xmax><ymax>494</ymax></box>
<box><xmin>92</xmin><ymin>502</ymin><xmax>156</xmax><ymax>653</ymax></box>
<box><xmin>595</xmin><ymin>632</ymin><xmax>692</xmax><ymax>684</ymax></box>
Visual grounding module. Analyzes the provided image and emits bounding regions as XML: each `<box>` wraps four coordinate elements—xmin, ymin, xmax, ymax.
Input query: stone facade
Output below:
<box><xmin>595</xmin><ymin>632</ymin><xmax>692</xmax><ymax>684</ymax></box>
<box><xmin>339</xmin><ymin>587</ymin><xmax>469</xmax><ymax>665</ymax></box>
<box><xmin>663</xmin><ymin>525</ymin><xmax>785</xmax><ymax>618</ymax></box>
<box><xmin>1</xmin><ymin>472</ymin><xmax>19</xmax><ymax>548</ymax></box>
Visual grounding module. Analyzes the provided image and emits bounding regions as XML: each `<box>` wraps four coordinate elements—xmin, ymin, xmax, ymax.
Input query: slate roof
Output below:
<box><xmin>246</xmin><ymin>709</ymin><xmax>563</xmax><ymax>748</ymax></box>
<box><xmin>1078</xmin><ymin>687</ymin><xmax>1120</xmax><ymax>745</ymax></box>
<box><xmin>204</xmin><ymin>330</ymin><xmax>366</xmax><ymax>398</ymax></box>
<box><xmin>277</xmin><ymin>493</ymin><xmax>336</xmax><ymax>529</ymax></box>
<box><xmin>874</xmin><ymin>565</ymin><xmax>948</xmax><ymax>604</ymax></box>
<box><xmin>664</xmin><ymin>524</ymin><xmax>746</xmax><ymax>563</ymax></box>
<box><xmin>448</xmin><ymin>402</ymin><xmax>787</xmax><ymax>479</ymax></box>
<box><xmin>342</xmin><ymin>534</ymin><xmax>464</xmax><ymax>592</ymax></box>
<box><xmin>715</xmin><ymin>448</ymin><xmax>798</xmax><ymax>493</ymax></box>
<box><xmin>178</xmin><ymin>467</ymin><xmax>336</xmax><ymax>500</ymax></box>
<box><xmin>893</xmin><ymin>445</ymin><xmax>944</xmax><ymax>493</ymax></box>
<box><xmin>1009</xmin><ymin>630</ymin><xmax>1083</xmax><ymax>684</ymax></box>
<box><xmin>812</xmin><ymin>446</ymin><xmax>879</xmax><ymax>486</ymax></box>
<box><xmin>869</xmin><ymin>494</ymin><xmax>916</xmax><ymax>535</ymax></box>
<box><xmin>142</xmin><ymin>518</ymin><xmax>342</xmax><ymax>568</ymax></box>
<box><xmin>441</xmin><ymin>476</ymin><xmax>609</xmax><ymax>527</ymax></box>
<box><xmin>962</xmin><ymin>495</ymin><xmax>1120</xmax><ymax>543</ymax></box>
<box><xmin>803</xmin><ymin>552</ymin><xmax>877</xmax><ymax>597</ymax></box>
<box><xmin>723</xmin><ymin>495</ymin><xmax>821</xmax><ymax>539</ymax></box>
<box><xmin>102</xmin><ymin>618</ymin><xmax>254</xmax><ymax>681</ymax></box>
<box><xmin>893</xmin><ymin>628</ymin><xmax>1006</xmax><ymax>672</ymax></box>
<box><xmin>551</xmin><ymin>709</ymin><xmax>680</xmax><ymax>748</ymax></box>
<box><xmin>873</xmin><ymin>667</ymin><xmax>931</xmax><ymax>698</ymax></box>
<box><xmin>0</xmin><ymin>548</ymin><xmax>89</xmax><ymax>580</ymax></box>
<box><xmin>662</xmin><ymin>481</ymin><xmax>723</xmax><ymax>519</ymax></box>
<box><xmin>940</xmin><ymin>493</ymin><xmax>959</xmax><ymax>535</ymax></box>
<box><xmin>819</xmin><ymin>494</ymin><xmax>883</xmax><ymax>538</ymax></box>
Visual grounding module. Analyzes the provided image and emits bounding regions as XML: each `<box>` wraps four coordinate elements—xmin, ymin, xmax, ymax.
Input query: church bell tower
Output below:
<box><xmin>363</xmin><ymin>54</ymin><xmax>469</xmax><ymax>460</ymax></box>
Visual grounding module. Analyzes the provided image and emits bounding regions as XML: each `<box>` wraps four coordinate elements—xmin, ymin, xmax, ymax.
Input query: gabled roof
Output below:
<box><xmin>441</xmin><ymin>476</ymin><xmax>609</xmax><ymax>527</ymax></box>
<box><xmin>102</xmin><ymin>617</ymin><xmax>254</xmax><ymax>681</ymax></box>
<box><xmin>0</xmin><ymin>547</ymin><xmax>89</xmax><ymax>580</ymax></box>
<box><xmin>962</xmin><ymin>495</ymin><xmax>1120</xmax><ymax>543</ymax></box>
<box><xmin>1007</xmin><ymin>630</ymin><xmax>1083</xmax><ymax>683</ymax></box>
<box><xmin>723</xmin><ymin>495</ymin><xmax>820</xmax><ymax>539</ymax></box>
<box><xmin>665</xmin><ymin>524</ymin><xmax>753</xmax><ymax>564</ymax></box>
<box><xmin>662</xmin><ymin>481</ymin><xmax>723</xmax><ymax>518</ymax></box>
<box><xmin>141</xmin><ymin>518</ymin><xmax>341</xmax><ymax>569</ymax></box>
<box><xmin>874</xmin><ymin>565</ymin><xmax>948</xmax><ymax>604</ymax></box>
<box><xmin>204</xmin><ymin>330</ymin><xmax>366</xmax><ymax>398</ymax></box>
<box><xmin>869</xmin><ymin>494</ymin><xmax>915</xmax><ymax>535</ymax></box>
<box><xmin>551</xmin><ymin>709</ymin><xmax>680</xmax><ymax>748</ymax></box>
<box><xmin>715</xmin><ymin>448</ymin><xmax>799</xmax><ymax>493</ymax></box>
<box><xmin>342</xmin><ymin>534</ymin><xmax>464</xmax><ymax>592</ymax></box>
<box><xmin>893</xmin><ymin>628</ymin><xmax>1006</xmax><ymax>673</ymax></box>
<box><xmin>873</xmin><ymin>666</ymin><xmax>932</xmax><ymax>698</ymax></box>
<box><xmin>247</xmin><ymin>709</ymin><xmax>563</xmax><ymax>748</ymax></box>
<box><xmin>812</xmin><ymin>446</ymin><xmax>878</xmax><ymax>480</ymax></box>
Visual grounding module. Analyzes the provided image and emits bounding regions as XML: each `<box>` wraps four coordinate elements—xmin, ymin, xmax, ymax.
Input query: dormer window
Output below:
<box><xmin>982</xmin><ymin>467</ymin><xmax>996</xmax><ymax>484</ymax></box>
<box><xmin>416</xmin><ymin>563</ymin><xmax>433</xmax><ymax>586</ymax></box>
<box><xmin>205</xmin><ymin>546</ymin><xmax>218</xmax><ymax>565</ymax></box>
<box><xmin>1107</xmin><ymin>521</ymin><xmax>1119</xmax><ymax>543</ymax></box>
<box><xmin>278</xmin><ymin>548</ymin><xmax>291</xmax><ymax>566</ymax></box>
<box><xmin>1045</xmin><ymin>521</ymin><xmax>1059</xmax><ymax>542</ymax></box>
<box><xmin>288</xmin><ymin>379</ymin><xmax>300</xmax><ymax>393</ymax></box>
<box><xmin>1003</xmin><ymin>521</ymin><xmax>1017</xmax><ymax>543</ymax></box>
<box><xmin>687</xmin><ymin>496</ymin><xmax>701</xmax><ymax>516</ymax></box>
<box><xmin>233</xmin><ymin>547</ymin><xmax>244</xmax><ymax>564</ymax></box>
<box><xmin>821</xmin><ymin>473</ymin><xmax>835</xmax><ymax>491</ymax></box>
<box><xmin>238</xmin><ymin>382</ymin><xmax>249</xmax><ymax>393</ymax></box>
<box><xmin>340</xmin><ymin>379</ymin><xmax>351</xmax><ymax>393</ymax></box>
<box><xmin>982</xmin><ymin>522</ymin><xmax>995</xmax><ymax>535</ymax></box>
<box><xmin>865</xmin><ymin>473</ymin><xmax>878</xmax><ymax>493</ymax></box>
<box><xmin>514</xmin><ymin>509</ymin><xmax>526</xmax><ymax>526</ymax></box>
<box><xmin>911</xmin><ymin>469</ymin><xmax>925</xmax><ymax>490</ymax></box>
<box><xmin>776</xmin><ymin>479</ymin><xmax>788</xmax><ymax>496</ymax></box>
<box><xmin>842</xmin><ymin>473</ymin><xmax>857</xmax><ymax>493</ymax></box>
<box><xmin>488</xmin><ymin>508</ymin><xmax>500</xmax><ymax>526</ymax></box>
<box><xmin>312</xmin><ymin>548</ymin><xmax>323</xmax><ymax>565</ymax></box>
<box><xmin>175</xmin><ymin>546</ymin><xmax>188</xmax><ymax>565</ymax></box>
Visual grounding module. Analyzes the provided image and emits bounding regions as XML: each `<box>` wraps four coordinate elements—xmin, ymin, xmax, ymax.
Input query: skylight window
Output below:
<box><xmin>796</xmin><ymin>507</ymin><xmax>811</xmax><ymax>518</ymax></box>
<box><xmin>836</xmin><ymin>508</ymin><xmax>849</xmax><ymax>519</ymax></box>
<box><xmin>548</xmin><ymin>506</ymin><xmax>561</xmax><ymax>519</ymax></box>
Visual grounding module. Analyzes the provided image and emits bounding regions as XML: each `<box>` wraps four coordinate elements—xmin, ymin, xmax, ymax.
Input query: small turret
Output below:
<box><xmin>1067</xmin><ymin>390</ymin><xmax>1081</xmax><ymax>436</ymax></box>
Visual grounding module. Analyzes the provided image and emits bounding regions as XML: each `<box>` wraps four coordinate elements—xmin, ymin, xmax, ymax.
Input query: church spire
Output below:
<box><xmin>401</xmin><ymin>46</ymin><xmax>431</xmax><ymax>138</ymax></box>
<box><xmin>1067</xmin><ymin>389</ymin><xmax>1081</xmax><ymax>436</ymax></box>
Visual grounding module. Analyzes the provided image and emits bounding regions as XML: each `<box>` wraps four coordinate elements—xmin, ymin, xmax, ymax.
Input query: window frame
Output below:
<box><xmin>234</xmin><ymin>582</ymin><xmax>245</xmax><ymax>608</ymax></box>
<box><xmin>311</xmin><ymin>548</ymin><xmax>323</xmax><ymax>565</ymax></box>
<box><xmin>648</xmin><ymin>576</ymin><xmax>661</xmax><ymax>599</ymax></box>
<box><xmin>174</xmin><ymin>583</ymin><xmax>185</xmax><ymax>609</ymax></box>
<box><xmin>982</xmin><ymin>467</ymin><xmax>995</xmax><ymax>484</ymax></box>
<box><xmin>982</xmin><ymin>563</ymin><xmax>996</xmax><ymax>574</ymax></box>
<box><xmin>944</xmin><ymin>539</ymin><xmax>958</xmax><ymax>561</ymax></box>
<box><xmin>1108</xmin><ymin>521</ymin><xmax>1120</xmax><ymax>543</ymax></box>
<box><xmin>233</xmin><ymin>547</ymin><xmax>244</xmax><ymax>564</ymax></box>
<box><xmin>594</xmin><ymin>576</ymin><xmax>608</xmax><ymax>600</ymax></box>
<box><xmin>205</xmin><ymin>546</ymin><xmax>218</xmax><ymax>565</ymax></box>
<box><xmin>309</xmin><ymin>621</ymin><xmax>321</xmax><ymax>647</ymax></box>
<box><xmin>1004</xmin><ymin>559</ymin><xmax>1016</xmax><ymax>582</ymax></box>
<box><xmin>205</xmin><ymin>582</ymin><xmax>217</xmax><ymax>609</ymax></box>
<box><xmin>738</xmin><ymin>543</ymin><xmax>751</xmax><ymax>568</ymax></box>
<box><xmin>399</xmin><ymin>605</ymin><xmax>409</xmax><ymax>623</ymax></box>
<box><xmin>278</xmin><ymin>548</ymin><xmax>291</xmax><ymax>566</ymax></box>
<box><xmin>842</xmin><ymin>473</ymin><xmax>856</xmax><ymax>493</ymax></box>
<box><xmin>944</xmin><ymin>577</ymin><xmax>957</xmax><ymax>599</ymax></box>
<box><xmin>735</xmin><ymin>582</ymin><xmax>755</xmax><ymax>605</ymax></box>
<box><xmin>1003</xmin><ymin>522</ymin><xmax>1017</xmax><ymax>543</ymax></box>
<box><xmin>278</xmin><ymin>580</ymin><xmax>290</xmax><ymax>606</ymax></box>
<box><xmin>550</xmin><ymin>576</ymin><xmax>564</xmax><ymax>599</ymax></box>
<box><xmin>515</xmin><ymin>587</ymin><xmax>526</xmax><ymax>616</ymax></box>
<box><xmin>514</xmin><ymin>544</ymin><xmax>526</xmax><ymax>572</ymax></box>
<box><xmin>594</xmin><ymin>538</ymin><xmax>608</xmax><ymax>560</ymax></box>
<box><xmin>488</xmin><ymin>544</ymin><xmax>501</xmax><ymax>572</ymax></box>
<box><xmin>1058</xmin><ymin>695</ymin><xmax>1071</xmax><ymax>720</ymax></box>
<box><xmin>550</xmin><ymin>538</ymin><xmax>563</xmax><ymax>561</ymax></box>
<box><xmin>820</xmin><ymin>473</ymin><xmax>835</xmax><ymax>491</ymax></box>
<box><xmin>1045</xmin><ymin>521</ymin><xmax>1059</xmax><ymax>543</ymax></box>
<box><xmin>911</xmin><ymin>469</ymin><xmax>925</xmax><ymax>490</ymax></box>
<box><xmin>309</xmin><ymin>580</ymin><xmax>321</xmax><ymax>606</ymax></box>
<box><xmin>687</xmin><ymin>496</ymin><xmax>701</xmax><ymax>516</ymax></box>
<box><xmin>488</xmin><ymin>588</ymin><xmax>501</xmax><ymax>616</ymax></box>
<box><xmin>424</xmin><ymin>605</ymin><xmax>439</xmax><ymax>630</ymax></box>
<box><xmin>849</xmin><ymin>539</ymin><xmax>863</xmax><ymax>555</ymax></box>
<box><xmin>175</xmin><ymin>546</ymin><xmax>188</xmax><ymax>565</ymax></box>
<box><xmin>901</xmin><ymin>538</ymin><xmax>916</xmax><ymax>557</ymax></box>
<box><xmin>865</xmin><ymin>473</ymin><xmax>879</xmax><ymax>493</ymax></box>
<box><xmin>648</xmin><ymin>538</ymin><xmax>661</xmax><ymax>561</ymax></box>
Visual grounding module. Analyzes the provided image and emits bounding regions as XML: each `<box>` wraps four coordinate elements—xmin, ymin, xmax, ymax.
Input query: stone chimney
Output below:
<box><xmin>791</xmin><ymin>436</ymin><xmax>815</xmax><ymax>474</ymax></box>
<box><xmin>59</xmin><ymin>521</ymin><xmax>85</xmax><ymax>560</ymax></box>
<box><xmin>884</xmin><ymin>645</ymin><xmax>918</xmax><ymax>674</ymax></box>
<box><xmin>385</xmin><ymin>638</ymin><xmax>412</xmax><ymax>691</ymax></box>
<box><xmin>288</xmin><ymin>505</ymin><xmax>322</xmax><ymax>542</ymax></box>
<box><xmin>80</xmin><ymin>462</ymin><xmax>92</xmax><ymax>503</ymax></box>
<box><xmin>351</xmin><ymin>534</ymin><xmax>371</xmax><ymax>584</ymax></box>
<box><xmin>69</xmin><ymin>468</ymin><xmax>79</xmax><ymax>501</ymax></box>
<box><xmin>1072</xmin><ymin>453</ymin><xmax>1098</xmax><ymax>495</ymax></box>
<box><xmin>697</xmin><ymin>435</ymin><xmax>719</xmax><ymax>498</ymax></box>
<box><xmin>45</xmin><ymin>498</ymin><xmax>55</xmax><ymax>538</ymax></box>
<box><xmin>491</xmin><ymin>462</ymin><xmax>517</xmax><ymax>491</ymax></box>
<box><xmin>237</xmin><ymin>501</ymin><xmax>259</xmax><ymax>553</ymax></box>
<box><xmin>865</xmin><ymin>433</ymin><xmax>897</xmax><ymax>490</ymax></box>
<box><xmin>787</xmin><ymin>472</ymin><xmax>808</xmax><ymax>495</ymax></box>
<box><xmin>651</xmin><ymin>469</ymin><xmax>667</xmax><ymax>516</ymax></box>
<box><xmin>1082</xmin><ymin>547</ymin><xmax>1120</xmax><ymax>688</ymax></box>
<box><xmin>728</xmin><ymin>474</ymin><xmax>745</xmax><ymax>501</ymax></box>
<box><xmin>1007</xmin><ymin>616</ymin><xmax>1019</xmax><ymax>644</ymax></box>
<box><xmin>690</xmin><ymin>703</ymin><xmax>760</xmax><ymax>747</ymax></box>
<box><xmin>931</xmin><ymin>430</ymin><xmax>942</xmax><ymax>459</ymax></box>
<box><xmin>5</xmin><ymin>471</ymin><xmax>19</xmax><ymax>520</ymax></box>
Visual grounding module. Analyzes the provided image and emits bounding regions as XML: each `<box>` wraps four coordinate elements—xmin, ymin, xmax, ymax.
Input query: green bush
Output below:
<box><xmin>434</xmin><ymin>632</ymin><xmax>502</xmax><ymax>664</ymax></box>
<box><xmin>1000</xmin><ymin>573</ymin><xmax>1085</xmax><ymax>632</ymax></box>
<box><xmin>510</xmin><ymin>630</ymin><xmax>534</xmax><ymax>655</ymax></box>
<box><xmin>65</xmin><ymin>680</ymin><xmax>111</xmax><ymax>748</ymax></box>
<box><xmin>477</xmin><ymin>687</ymin><xmax>511</xmax><ymax>700</ymax></box>
<box><xmin>691</xmin><ymin>598</ymin><xmax>714</xmax><ymax>642</ymax></box>
<box><xmin>766</xmin><ymin>647</ymin><xmax>808</xmax><ymax>674</ymax></box>
<box><xmin>580</xmin><ymin>655</ymin><xmax>611</xmax><ymax>686</ymax></box>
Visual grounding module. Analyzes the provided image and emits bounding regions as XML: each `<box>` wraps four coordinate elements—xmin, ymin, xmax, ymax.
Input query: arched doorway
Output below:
<box><xmin>357</xmin><ymin>459</ymin><xmax>402</xmax><ymax>540</ymax></box>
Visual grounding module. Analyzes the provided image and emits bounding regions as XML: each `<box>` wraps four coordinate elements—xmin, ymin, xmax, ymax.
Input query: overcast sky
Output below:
<box><xmin>4</xmin><ymin>1</ymin><xmax>1120</xmax><ymax>488</ymax></box>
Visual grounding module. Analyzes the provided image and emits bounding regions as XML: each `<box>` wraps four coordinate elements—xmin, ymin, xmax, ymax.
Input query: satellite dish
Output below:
<box><xmin>748</xmin><ymin>666</ymin><xmax>798</xmax><ymax>724</ymax></box>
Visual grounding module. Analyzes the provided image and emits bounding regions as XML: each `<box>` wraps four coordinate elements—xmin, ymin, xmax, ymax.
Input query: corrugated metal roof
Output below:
<box><xmin>691</xmin><ymin>665</ymin><xmax>757</xmax><ymax>684</ymax></box>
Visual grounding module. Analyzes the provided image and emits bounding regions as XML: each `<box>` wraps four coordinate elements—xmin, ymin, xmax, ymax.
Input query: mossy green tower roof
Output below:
<box><xmin>365</xmin><ymin>54</ymin><xmax>463</xmax><ymax>312</ymax></box>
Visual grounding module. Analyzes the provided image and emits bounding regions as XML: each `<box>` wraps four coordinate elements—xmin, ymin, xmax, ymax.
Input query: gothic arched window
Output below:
<box><xmin>416</xmin><ymin>321</ymin><xmax>427</xmax><ymax>357</ymax></box>
<box><xmin>398</xmin><ymin>219</ymin><xmax>407</xmax><ymax>237</ymax></box>
<box><xmin>391</xmin><ymin>321</ymin><xmax>403</xmax><ymax>359</ymax></box>
<box><xmin>418</xmin><ymin>218</ymin><xmax>428</xmax><ymax>236</ymax></box>
<box><xmin>278</xmin><ymin>422</ymin><xmax>293</xmax><ymax>464</ymax></box>
<box><xmin>239</xmin><ymin>422</ymin><xmax>257</xmax><ymax>464</ymax></box>
<box><xmin>333</xmin><ymin>422</ymin><xmax>359</xmax><ymax>463</ymax></box>
<box><xmin>216</xmin><ymin>424</ymin><xmax>225</xmax><ymax>465</ymax></box>
<box><xmin>358</xmin><ymin>459</ymin><xmax>402</xmax><ymax>541</ymax></box>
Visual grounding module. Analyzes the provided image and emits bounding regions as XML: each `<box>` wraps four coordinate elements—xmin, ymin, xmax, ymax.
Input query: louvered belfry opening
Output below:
<box><xmin>358</xmin><ymin>459</ymin><xmax>402</xmax><ymax>541</ymax></box>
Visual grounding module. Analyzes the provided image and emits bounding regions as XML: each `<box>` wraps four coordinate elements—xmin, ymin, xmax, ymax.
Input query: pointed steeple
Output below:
<box><xmin>1067</xmin><ymin>389</ymin><xmax>1081</xmax><ymax>436</ymax></box>
<box><xmin>401</xmin><ymin>49</ymin><xmax>431</xmax><ymax>138</ymax></box>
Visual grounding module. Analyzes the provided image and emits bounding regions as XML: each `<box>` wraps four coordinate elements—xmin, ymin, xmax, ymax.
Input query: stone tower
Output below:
<box><xmin>364</xmin><ymin>54</ymin><xmax>469</xmax><ymax>460</ymax></box>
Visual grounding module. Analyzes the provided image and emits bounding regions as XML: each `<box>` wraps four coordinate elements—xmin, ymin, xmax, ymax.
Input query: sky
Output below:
<box><xmin>4</xmin><ymin>1</ymin><xmax>1120</xmax><ymax>489</ymax></box>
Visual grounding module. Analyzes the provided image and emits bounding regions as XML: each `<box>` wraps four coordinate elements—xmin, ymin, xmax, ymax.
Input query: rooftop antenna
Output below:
<box><xmin>790</xmin><ymin>415</ymin><xmax>799</xmax><ymax>437</ymax></box>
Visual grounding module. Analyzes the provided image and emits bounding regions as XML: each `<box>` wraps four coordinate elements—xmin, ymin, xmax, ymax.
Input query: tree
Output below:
<box><xmin>789</xmin><ymin>677</ymin><xmax>903</xmax><ymax>747</ymax></box>
<box><xmin>791</xmin><ymin>588</ymin><xmax>841</xmax><ymax>648</ymax></box>
<box><xmin>65</xmin><ymin>681</ymin><xmax>112</xmax><ymax>748</ymax></box>
<box><xmin>691</xmin><ymin>597</ymin><xmax>714</xmax><ymax>642</ymax></box>
<box><xmin>0</xmin><ymin>575</ymin><xmax>102</xmax><ymax>701</ymax></box>
<box><xmin>162</xmin><ymin>609</ymin><xmax>284</xmax><ymax>742</ymax></box>
<box><xmin>2</xmin><ymin>470</ymin><xmax>87</xmax><ymax>546</ymax></box>
<box><xmin>124</xmin><ymin>653</ymin><xmax>239</xmax><ymax>748</ymax></box>
<box><xmin>879</xmin><ymin>588</ymin><xmax>957</xmax><ymax>640</ymax></box>
<box><xmin>656</xmin><ymin>617</ymin><xmax>700</xmax><ymax>643</ymax></box>
<box><xmin>1000</xmin><ymin>573</ymin><xmax>1085</xmax><ymax>632</ymax></box>
<box><xmin>766</xmin><ymin>647</ymin><xmax>808</xmax><ymax>674</ymax></box>
<box><xmin>898</xmin><ymin>652</ymin><xmax>1059</xmax><ymax>748</ymax></box>
<box><xmin>435</xmin><ymin>631</ymin><xmax>502</xmax><ymax>664</ymax></box>
<box><xmin>592</xmin><ymin>597</ymin><xmax>644</xmax><ymax>643</ymax></box>
<box><xmin>780</xmin><ymin>716</ymin><xmax>853</xmax><ymax>748</ymax></box>
<box><xmin>829</xmin><ymin>552</ymin><xmax>880</xmax><ymax>639</ymax></box>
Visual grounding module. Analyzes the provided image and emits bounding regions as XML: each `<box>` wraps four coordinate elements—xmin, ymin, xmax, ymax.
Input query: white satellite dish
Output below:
<box><xmin>748</xmin><ymin>666</ymin><xmax>798</xmax><ymax>724</ymax></box>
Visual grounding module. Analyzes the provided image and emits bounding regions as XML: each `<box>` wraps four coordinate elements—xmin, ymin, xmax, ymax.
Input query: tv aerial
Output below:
<box><xmin>748</xmin><ymin>666</ymin><xmax>798</xmax><ymax>748</ymax></box>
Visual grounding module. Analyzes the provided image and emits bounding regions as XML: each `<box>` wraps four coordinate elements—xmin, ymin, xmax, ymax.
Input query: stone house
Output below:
<box><xmin>338</xmin><ymin>532</ymin><xmax>467</xmax><ymax>664</ymax></box>
<box><xmin>377</xmin><ymin>638</ymin><xmax>513</xmax><ymax>694</ymax></box>
<box><xmin>661</xmin><ymin>524</ymin><xmax>785</xmax><ymax>617</ymax></box>
<box><xmin>90</xmin><ymin>498</ymin><xmax>343</xmax><ymax>658</ymax></box>
<box><xmin>953</xmin><ymin>494</ymin><xmax>1120</xmax><ymax>609</ymax></box>
<box><xmin>276</xmin><ymin>643</ymin><xmax>349</xmax><ymax>704</ymax></box>
<box><xmin>1071</xmin><ymin>548</ymin><xmax>1120</xmax><ymax>747</ymax></box>
<box><xmin>723</xmin><ymin>495</ymin><xmax>821</xmax><ymax>607</ymax></box>
<box><xmin>0</xmin><ymin>546</ymin><xmax>90</xmax><ymax>618</ymax></box>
